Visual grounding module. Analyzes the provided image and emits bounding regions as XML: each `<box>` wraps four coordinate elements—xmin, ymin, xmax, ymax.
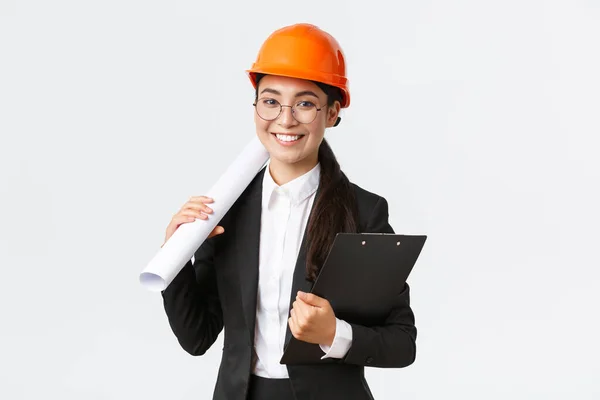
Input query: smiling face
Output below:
<box><xmin>254</xmin><ymin>75</ymin><xmax>340</xmax><ymax>176</ymax></box>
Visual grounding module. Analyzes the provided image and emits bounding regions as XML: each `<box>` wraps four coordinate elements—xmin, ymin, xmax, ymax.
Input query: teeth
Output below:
<box><xmin>275</xmin><ymin>134</ymin><xmax>301</xmax><ymax>142</ymax></box>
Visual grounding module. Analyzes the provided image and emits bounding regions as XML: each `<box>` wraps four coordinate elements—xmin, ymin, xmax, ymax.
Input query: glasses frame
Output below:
<box><xmin>253</xmin><ymin>97</ymin><xmax>324</xmax><ymax>124</ymax></box>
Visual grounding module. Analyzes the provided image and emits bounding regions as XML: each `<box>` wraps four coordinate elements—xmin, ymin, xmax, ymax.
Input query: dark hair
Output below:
<box><xmin>254</xmin><ymin>73</ymin><xmax>359</xmax><ymax>281</ymax></box>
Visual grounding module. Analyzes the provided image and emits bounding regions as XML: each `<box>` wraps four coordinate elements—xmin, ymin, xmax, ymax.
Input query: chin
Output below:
<box><xmin>270</xmin><ymin>152</ymin><xmax>303</xmax><ymax>166</ymax></box>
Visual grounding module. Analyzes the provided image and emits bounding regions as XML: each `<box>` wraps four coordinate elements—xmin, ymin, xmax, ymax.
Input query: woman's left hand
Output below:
<box><xmin>288</xmin><ymin>291</ymin><xmax>336</xmax><ymax>346</ymax></box>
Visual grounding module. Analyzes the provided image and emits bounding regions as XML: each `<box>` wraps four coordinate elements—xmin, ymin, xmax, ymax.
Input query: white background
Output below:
<box><xmin>1</xmin><ymin>1</ymin><xmax>599</xmax><ymax>399</ymax></box>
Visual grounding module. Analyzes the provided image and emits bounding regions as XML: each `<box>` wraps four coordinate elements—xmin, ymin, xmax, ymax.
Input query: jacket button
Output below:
<box><xmin>365</xmin><ymin>356</ymin><xmax>373</xmax><ymax>364</ymax></box>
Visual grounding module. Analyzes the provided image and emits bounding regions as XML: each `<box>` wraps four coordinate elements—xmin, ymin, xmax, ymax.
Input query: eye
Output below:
<box><xmin>296</xmin><ymin>101</ymin><xmax>315</xmax><ymax>109</ymax></box>
<box><xmin>261</xmin><ymin>98</ymin><xmax>279</xmax><ymax>108</ymax></box>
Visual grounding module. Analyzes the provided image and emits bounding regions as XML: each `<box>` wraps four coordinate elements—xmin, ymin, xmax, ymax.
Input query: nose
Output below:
<box><xmin>277</xmin><ymin>105</ymin><xmax>298</xmax><ymax>128</ymax></box>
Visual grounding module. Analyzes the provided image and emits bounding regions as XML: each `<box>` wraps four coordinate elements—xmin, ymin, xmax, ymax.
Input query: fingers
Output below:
<box><xmin>293</xmin><ymin>299</ymin><xmax>312</xmax><ymax>320</ymax></box>
<box><xmin>181</xmin><ymin>196</ymin><xmax>214</xmax><ymax>215</ymax></box>
<box><xmin>166</xmin><ymin>214</ymin><xmax>199</xmax><ymax>235</ymax></box>
<box><xmin>288</xmin><ymin>316</ymin><xmax>297</xmax><ymax>337</ymax></box>
<box><xmin>293</xmin><ymin>300</ymin><xmax>317</xmax><ymax>328</ymax></box>
<box><xmin>189</xmin><ymin>195</ymin><xmax>214</xmax><ymax>203</ymax></box>
<box><xmin>175</xmin><ymin>195</ymin><xmax>216</xmax><ymax>221</ymax></box>
<box><xmin>289</xmin><ymin>308</ymin><xmax>301</xmax><ymax>338</ymax></box>
<box><xmin>290</xmin><ymin>307</ymin><xmax>299</xmax><ymax>326</ymax></box>
<box><xmin>297</xmin><ymin>291</ymin><xmax>327</xmax><ymax>308</ymax></box>
<box><xmin>174</xmin><ymin>213</ymin><xmax>199</xmax><ymax>224</ymax></box>
<box><xmin>178</xmin><ymin>209</ymin><xmax>209</xmax><ymax>220</ymax></box>
<box><xmin>164</xmin><ymin>196</ymin><xmax>219</xmax><ymax>244</ymax></box>
<box><xmin>184</xmin><ymin>202</ymin><xmax>213</xmax><ymax>214</ymax></box>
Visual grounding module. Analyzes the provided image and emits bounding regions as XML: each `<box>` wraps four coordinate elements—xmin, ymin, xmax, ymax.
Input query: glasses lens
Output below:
<box><xmin>292</xmin><ymin>101</ymin><xmax>318</xmax><ymax>124</ymax></box>
<box><xmin>256</xmin><ymin>98</ymin><xmax>281</xmax><ymax>121</ymax></box>
<box><xmin>255</xmin><ymin>98</ymin><xmax>318</xmax><ymax>123</ymax></box>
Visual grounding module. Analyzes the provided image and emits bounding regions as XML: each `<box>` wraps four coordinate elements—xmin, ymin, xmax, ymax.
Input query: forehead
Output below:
<box><xmin>257</xmin><ymin>75</ymin><xmax>325</xmax><ymax>97</ymax></box>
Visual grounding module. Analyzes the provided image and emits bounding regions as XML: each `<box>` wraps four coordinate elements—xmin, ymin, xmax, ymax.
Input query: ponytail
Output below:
<box><xmin>305</xmin><ymin>139</ymin><xmax>359</xmax><ymax>281</ymax></box>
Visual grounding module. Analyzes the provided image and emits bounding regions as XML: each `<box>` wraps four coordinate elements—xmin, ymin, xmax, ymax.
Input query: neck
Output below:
<box><xmin>268</xmin><ymin>154</ymin><xmax>318</xmax><ymax>186</ymax></box>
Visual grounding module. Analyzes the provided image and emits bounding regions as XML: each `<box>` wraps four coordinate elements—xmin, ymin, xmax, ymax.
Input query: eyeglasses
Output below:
<box><xmin>253</xmin><ymin>97</ymin><xmax>323</xmax><ymax>124</ymax></box>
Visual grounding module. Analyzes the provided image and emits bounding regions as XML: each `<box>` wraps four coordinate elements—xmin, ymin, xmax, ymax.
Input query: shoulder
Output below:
<box><xmin>350</xmin><ymin>181</ymin><xmax>386</xmax><ymax>208</ymax></box>
<box><xmin>348</xmin><ymin>179</ymin><xmax>393</xmax><ymax>233</ymax></box>
<box><xmin>220</xmin><ymin>167</ymin><xmax>266</xmax><ymax>225</ymax></box>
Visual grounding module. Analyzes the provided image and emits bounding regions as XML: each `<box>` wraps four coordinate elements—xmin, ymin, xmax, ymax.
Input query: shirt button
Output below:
<box><xmin>365</xmin><ymin>356</ymin><xmax>373</xmax><ymax>365</ymax></box>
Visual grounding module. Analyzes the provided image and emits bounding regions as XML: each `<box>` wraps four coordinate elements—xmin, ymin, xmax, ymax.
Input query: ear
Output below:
<box><xmin>325</xmin><ymin>100</ymin><xmax>342</xmax><ymax>128</ymax></box>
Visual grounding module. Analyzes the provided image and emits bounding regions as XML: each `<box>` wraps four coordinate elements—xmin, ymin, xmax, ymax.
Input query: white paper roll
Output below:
<box><xmin>139</xmin><ymin>137</ymin><xmax>270</xmax><ymax>292</ymax></box>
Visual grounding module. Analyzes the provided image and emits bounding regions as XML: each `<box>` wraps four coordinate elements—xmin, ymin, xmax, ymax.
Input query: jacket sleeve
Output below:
<box><xmin>342</xmin><ymin>196</ymin><xmax>417</xmax><ymax>368</ymax></box>
<box><xmin>161</xmin><ymin>236</ymin><xmax>224</xmax><ymax>356</ymax></box>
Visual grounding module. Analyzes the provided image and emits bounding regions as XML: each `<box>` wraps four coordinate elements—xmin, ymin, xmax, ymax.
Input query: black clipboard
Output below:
<box><xmin>280</xmin><ymin>233</ymin><xmax>427</xmax><ymax>365</ymax></box>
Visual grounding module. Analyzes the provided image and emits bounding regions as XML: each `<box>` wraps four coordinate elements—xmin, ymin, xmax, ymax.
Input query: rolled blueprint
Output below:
<box><xmin>139</xmin><ymin>137</ymin><xmax>270</xmax><ymax>292</ymax></box>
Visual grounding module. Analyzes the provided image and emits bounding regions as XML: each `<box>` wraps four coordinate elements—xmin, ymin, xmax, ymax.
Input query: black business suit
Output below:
<box><xmin>162</xmin><ymin>167</ymin><xmax>417</xmax><ymax>400</ymax></box>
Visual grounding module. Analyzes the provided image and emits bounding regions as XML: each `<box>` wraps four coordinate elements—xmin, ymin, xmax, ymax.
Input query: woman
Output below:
<box><xmin>161</xmin><ymin>23</ymin><xmax>417</xmax><ymax>400</ymax></box>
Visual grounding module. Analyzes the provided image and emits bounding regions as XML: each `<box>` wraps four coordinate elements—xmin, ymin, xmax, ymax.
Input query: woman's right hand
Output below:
<box><xmin>163</xmin><ymin>196</ymin><xmax>225</xmax><ymax>246</ymax></box>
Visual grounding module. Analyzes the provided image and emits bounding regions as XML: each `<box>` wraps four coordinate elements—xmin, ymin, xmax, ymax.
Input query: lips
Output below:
<box><xmin>271</xmin><ymin>132</ymin><xmax>305</xmax><ymax>144</ymax></box>
<box><xmin>271</xmin><ymin>132</ymin><xmax>305</xmax><ymax>137</ymax></box>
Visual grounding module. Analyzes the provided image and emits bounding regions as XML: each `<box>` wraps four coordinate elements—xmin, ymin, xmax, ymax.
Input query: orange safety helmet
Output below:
<box><xmin>246</xmin><ymin>23</ymin><xmax>351</xmax><ymax>108</ymax></box>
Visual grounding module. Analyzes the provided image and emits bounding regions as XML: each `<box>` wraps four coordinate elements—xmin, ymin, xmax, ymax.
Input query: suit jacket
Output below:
<box><xmin>162</xmin><ymin>167</ymin><xmax>417</xmax><ymax>400</ymax></box>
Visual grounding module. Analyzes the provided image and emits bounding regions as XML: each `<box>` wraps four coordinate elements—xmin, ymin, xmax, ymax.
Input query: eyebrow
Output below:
<box><xmin>259</xmin><ymin>88</ymin><xmax>320</xmax><ymax>99</ymax></box>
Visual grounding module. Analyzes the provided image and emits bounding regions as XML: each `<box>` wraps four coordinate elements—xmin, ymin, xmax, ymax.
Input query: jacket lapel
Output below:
<box><xmin>236</xmin><ymin>167</ymin><xmax>266</xmax><ymax>343</ymax></box>
<box><xmin>284</xmin><ymin>186</ymin><xmax>321</xmax><ymax>346</ymax></box>
<box><xmin>235</xmin><ymin>168</ymin><xmax>321</xmax><ymax>347</ymax></box>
